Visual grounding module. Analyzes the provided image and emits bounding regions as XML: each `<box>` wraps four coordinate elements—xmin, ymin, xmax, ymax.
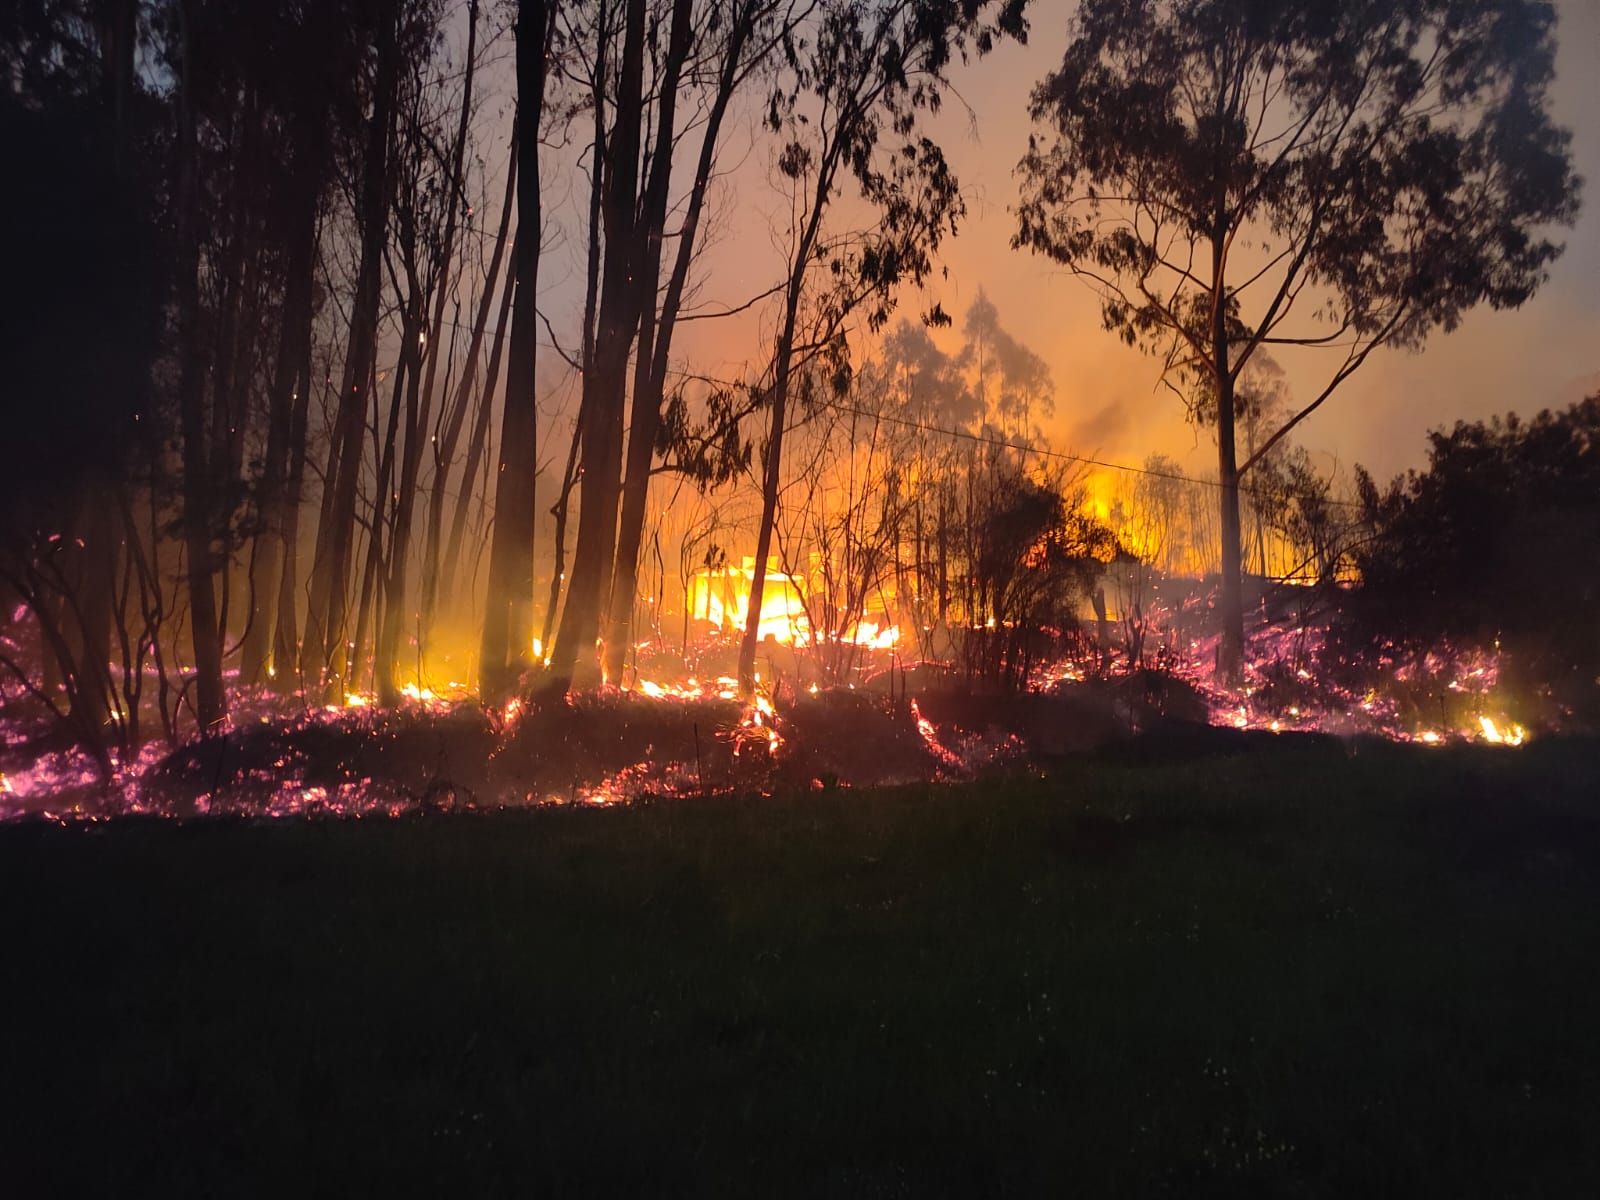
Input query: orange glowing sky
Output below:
<box><xmin>510</xmin><ymin>0</ymin><xmax>1598</xmax><ymax>487</ymax></box>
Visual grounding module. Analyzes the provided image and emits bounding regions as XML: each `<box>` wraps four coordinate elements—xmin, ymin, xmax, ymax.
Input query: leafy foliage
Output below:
<box><xmin>1015</xmin><ymin>0</ymin><xmax>1580</xmax><ymax>670</ymax></box>
<box><xmin>1017</xmin><ymin>0</ymin><xmax>1579</xmax><ymax>373</ymax></box>
<box><xmin>1344</xmin><ymin>395</ymin><xmax>1600</xmax><ymax>716</ymax></box>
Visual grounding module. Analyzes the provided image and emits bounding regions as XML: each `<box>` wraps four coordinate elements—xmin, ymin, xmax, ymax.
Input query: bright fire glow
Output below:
<box><xmin>1478</xmin><ymin>715</ymin><xmax>1526</xmax><ymax>746</ymax></box>
<box><xmin>687</xmin><ymin>556</ymin><xmax>901</xmax><ymax>650</ymax></box>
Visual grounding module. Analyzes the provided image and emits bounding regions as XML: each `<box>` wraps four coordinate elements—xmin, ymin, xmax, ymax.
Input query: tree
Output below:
<box><xmin>479</xmin><ymin>0</ymin><xmax>554</xmax><ymax>698</ymax></box>
<box><xmin>0</xmin><ymin>0</ymin><xmax>170</xmax><ymax>768</ymax></box>
<box><xmin>1343</xmin><ymin>395</ymin><xmax>1600</xmax><ymax>723</ymax></box>
<box><xmin>375</xmin><ymin>0</ymin><xmax>481</xmax><ymax>704</ymax></box>
<box><xmin>958</xmin><ymin>290</ymin><xmax>1052</xmax><ymax>439</ymax></box>
<box><xmin>1016</xmin><ymin>0</ymin><xmax>1580</xmax><ymax>677</ymax></box>
<box><xmin>601</xmin><ymin>0</ymin><xmax>807</xmax><ymax>687</ymax></box>
<box><xmin>301</xmin><ymin>0</ymin><xmax>403</xmax><ymax>700</ymax></box>
<box><xmin>736</xmin><ymin>0</ymin><xmax>1029</xmax><ymax>695</ymax></box>
<box><xmin>239</xmin><ymin>0</ymin><xmax>362</xmax><ymax>686</ymax></box>
<box><xmin>544</xmin><ymin>0</ymin><xmax>675</xmax><ymax>691</ymax></box>
<box><xmin>172</xmin><ymin>0</ymin><xmax>228</xmax><ymax>727</ymax></box>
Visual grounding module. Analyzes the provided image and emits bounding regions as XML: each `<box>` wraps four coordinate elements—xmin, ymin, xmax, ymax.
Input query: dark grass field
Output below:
<box><xmin>4</xmin><ymin>739</ymin><xmax>1599</xmax><ymax>1195</ymax></box>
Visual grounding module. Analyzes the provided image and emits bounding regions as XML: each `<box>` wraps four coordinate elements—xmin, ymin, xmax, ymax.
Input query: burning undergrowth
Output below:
<box><xmin>1045</xmin><ymin>582</ymin><xmax>1549</xmax><ymax>747</ymax></box>
<box><xmin>0</xmin><ymin>578</ymin><xmax>1577</xmax><ymax>823</ymax></box>
<box><xmin>0</xmin><ymin>681</ymin><xmax>1033</xmax><ymax>821</ymax></box>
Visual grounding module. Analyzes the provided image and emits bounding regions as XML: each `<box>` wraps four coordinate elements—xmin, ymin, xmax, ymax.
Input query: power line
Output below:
<box><xmin>621</xmin><ymin>356</ymin><xmax>1366</xmax><ymax>511</ymax></box>
<box><xmin>803</xmin><ymin>395</ymin><xmax>1366</xmax><ymax>510</ymax></box>
<box><xmin>424</xmin><ymin>302</ymin><xmax>1363</xmax><ymax>511</ymax></box>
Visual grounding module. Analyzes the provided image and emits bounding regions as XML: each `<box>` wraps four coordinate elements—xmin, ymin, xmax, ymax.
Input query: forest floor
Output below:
<box><xmin>4</xmin><ymin>737</ymin><xmax>1599</xmax><ymax>1195</ymax></box>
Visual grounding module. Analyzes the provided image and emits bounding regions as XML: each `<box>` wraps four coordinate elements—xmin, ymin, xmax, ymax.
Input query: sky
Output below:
<box><xmin>627</xmin><ymin>0</ymin><xmax>1600</xmax><ymax>487</ymax></box>
<box><xmin>492</xmin><ymin>0</ymin><xmax>1600</xmax><ymax>492</ymax></box>
<box><xmin>933</xmin><ymin>0</ymin><xmax>1600</xmax><ymax>484</ymax></box>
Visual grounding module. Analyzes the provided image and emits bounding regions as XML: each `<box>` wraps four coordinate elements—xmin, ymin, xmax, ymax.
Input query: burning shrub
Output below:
<box><xmin>957</xmin><ymin>454</ymin><xmax>1119</xmax><ymax>689</ymax></box>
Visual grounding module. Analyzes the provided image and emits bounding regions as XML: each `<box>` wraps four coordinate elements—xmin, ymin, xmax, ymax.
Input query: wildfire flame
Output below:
<box><xmin>1478</xmin><ymin>715</ymin><xmax>1526</xmax><ymax>746</ymax></box>
<box><xmin>910</xmin><ymin>699</ymin><xmax>962</xmax><ymax>772</ymax></box>
<box><xmin>687</xmin><ymin>558</ymin><xmax>901</xmax><ymax>650</ymax></box>
<box><xmin>732</xmin><ymin>690</ymin><xmax>783</xmax><ymax>757</ymax></box>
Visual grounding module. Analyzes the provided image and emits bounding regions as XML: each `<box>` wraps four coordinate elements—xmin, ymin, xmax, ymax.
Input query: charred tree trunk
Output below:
<box><xmin>442</xmin><ymin>229</ymin><xmax>516</xmax><ymax>602</ymax></box>
<box><xmin>1212</xmin><ymin>234</ymin><xmax>1244</xmax><ymax>681</ymax></box>
<box><xmin>737</xmin><ymin>290</ymin><xmax>801</xmax><ymax>696</ymax></box>
<box><xmin>355</xmin><ymin>319</ymin><xmax>415</xmax><ymax>695</ymax></box>
<box><xmin>478</xmin><ymin>0</ymin><xmax>551</xmax><ymax>699</ymax></box>
<box><xmin>175</xmin><ymin>1</ymin><xmax>226</xmax><ymax>729</ymax></box>
<box><xmin>548</xmin><ymin>0</ymin><xmax>647</xmax><ymax>690</ymax></box>
<box><xmin>302</xmin><ymin>0</ymin><xmax>398</xmax><ymax>700</ymax></box>
<box><xmin>378</xmin><ymin>0</ymin><xmax>478</xmax><ymax>696</ymax></box>
<box><xmin>541</xmin><ymin>412</ymin><xmax>584</xmax><ymax>656</ymax></box>
<box><xmin>421</xmin><ymin>106</ymin><xmax>514</xmax><ymax>649</ymax></box>
<box><xmin>241</xmin><ymin>113</ymin><xmax>325</xmax><ymax>685</ymax></box>
<box><xmin>272</xmin><ymin>332</ymin><xmax>316</xmax><ymax>681</ymax></box>
<box><xmin>605</xmin><ymin>0</ymin><xmax>737</xmax><ymax>684</ymax></box>
<box><xmin>376</xmin><ymin>285</ymin><xmax>429</xmax><ymax>702</ymax></box>
<box><xmin>543</xmin><ymin>29</ymin><xmax>608</xmax><ymax>657</ymax></box>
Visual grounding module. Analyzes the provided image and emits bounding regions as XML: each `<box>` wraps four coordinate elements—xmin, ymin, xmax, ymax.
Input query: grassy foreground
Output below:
<box><xmin>3</xmin><ymin>739</ymin><xmax>1599</xmax><ymax>1195</ymax></box>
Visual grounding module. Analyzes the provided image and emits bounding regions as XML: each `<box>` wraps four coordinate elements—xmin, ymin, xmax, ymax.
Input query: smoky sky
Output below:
<box><xmin>496</xmin><ymin>0</ymin><xmax>1599</xmax><ymax>487</ymax></box>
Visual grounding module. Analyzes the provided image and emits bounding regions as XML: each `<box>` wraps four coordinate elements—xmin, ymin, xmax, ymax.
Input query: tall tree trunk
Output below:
<box><xmin>379</xmin><ymin>0</ymin><xmax>478</xmax><ymax>695</ymax></box>
<box><xmin>355</xmin><ymin>323</ymin><xmax>415</xmax><ymax>694</ymax></box>
<box><xmin>478</xmin><ymin>0</ymin><xmax>551</xmax><ymax>699</ymax></box>
<box><xmin>73</xmin><ymin>0</ymin><xmax>140</xmax><ymax>738</ymax></box>
<box><xmin>421</xmin><ymin>108</ymin><xmax>515</xmax><ymax>647</ymax></box>
<box><xmin>605</xmin><ymin>0</ymin><xmax>736</xmax><ymax>683</ymax></box>
<box><xmin>97</xmin><ymin>0</ymin><xmax>137</xmax><ymax>162</ymax></box>
<box><xmin>737</xmin><ymin>121</ymin><xmax>841</xmax><ymax>697</ymax></box>
<box><xmin>604</xmin><ymin>294</ymin><xmax>661</xmax><ymax>685</ymax></box>
<box><xmin>737</xmin><ymin>289</ymin><xmax>801</xmax><ymax>695</ymax></box>
<box><xmin>302</xmin><ymin>0</ymin><xmax>398</xmax><ymax>700</ymax></box>
<box><xmin>376</xmin><ymin>289</ymin><xmax>429</xmax><ymax>702</ymax></box>
<box><xmin>273</xmin><ymin>333</ymin><xmax>316</xmax><ymax>680</ymax></box>
<box><xmin>548</xmin><ymin>0</ymin><xmax>647</xmax><ymax>690</ymax></box>
<box><xmin>241</xmin><ymin>120</ymin><xmax>323</xmax><ymax>684</ymax></box>
<box><xmin>1212</xmin><ymin>233</ymin><xmax>1244</xmax><ymax>681</ymax></box>
<box><xmin>442</xmin><ymin>229</ymin><xmax>516</xmax><ymax>601</ymax></box>
<box><xmin>70</xmin><ymin>487</ymin><xmax>118</xmax><ymax>735</ymax></box>
<box><xmin>542</xmin><ymin>31</ymin><xmax>607</xmax><ymax>656</ymax></box>
<box><xmin>174</xmin><ymin>0</ymin><xmax>226</xmax><ymax>728</ymax></box>
<box><xmin>540</xmin><ymin>411</ymin><xmax>584</xmax><ymax>655</ymax></box>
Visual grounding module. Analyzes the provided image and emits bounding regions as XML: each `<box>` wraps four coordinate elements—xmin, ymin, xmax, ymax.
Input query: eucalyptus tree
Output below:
<box><xmin>602</xmin><ymin>0</ymin><xmax>814</xmax><ymax>687</ymax></box>
<box><xmin>375</xmin><ymin>0</ymin><xmax>483</xmax><ymax>703</ymax></box>
<box><xmin>300</xmin><ymin>0</ymin><xmax>404</xmax><ymax>699</ymax></box>
<box><xmin>0</xmin><ymin>0</ymin><xmax>168</xmax><ymax>766</ymax></box>
<box><xmin>542</xmin><ymin>0</ymin><xmax>813</xmax><ymax>691</ymax></box>
<box><xmin>479</xmin><ymin>0</ymin><xmax>555</xmax><ymax>697</ymax></box>
<box><xmin>240</xmin><ymin>0</ymin><xmax>370</xmax><ymax>686</ymax></box>
<box><xmin>1016</xmin><ymin>0</ymin><xmax>1579</xmax><ymax>676</ymax></box>
<box><xmin>540</xmin><ymin>0</ymin><xmax>663</xmax><ymax>692</ymax></box>
<box><xmin>735</xmin><ymin>0</ymin><xmax>1030</xmax><ymax>696</ymax></box>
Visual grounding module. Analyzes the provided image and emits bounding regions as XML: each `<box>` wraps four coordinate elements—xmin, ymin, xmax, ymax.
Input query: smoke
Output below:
<box><xmin>1068</xmin><ymin>399</ymin><xmax>1130</xmax><ymax>451</ymax></box>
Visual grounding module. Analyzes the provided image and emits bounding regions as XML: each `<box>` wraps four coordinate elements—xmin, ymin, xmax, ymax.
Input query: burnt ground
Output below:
<box><xmin>3</xmin><ymin>738</ymin><xmax>1599</xmax><ymax>1194</ymax></box>
<box><xmin>124</xmin><ymin>676</ymin><xmax>1220</xmax><ymax>815</ymax></box>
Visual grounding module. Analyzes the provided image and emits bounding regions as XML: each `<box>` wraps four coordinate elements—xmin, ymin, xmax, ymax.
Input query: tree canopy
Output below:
<box><xmin>1015</xmin><ymin>0</ymin><xmax>1581</xmax><ymax>672</ymax></box>
<box><xmin>1344</xmin><ymin>394</ymin><xmax>1600</xmax><ymax>720</ymax></box>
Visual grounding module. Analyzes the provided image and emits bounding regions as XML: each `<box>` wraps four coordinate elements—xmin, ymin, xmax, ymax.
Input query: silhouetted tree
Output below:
<box><xmin>0</xmin><ymin>0</ymin><xmax>169</xmax><ymax>768</ymax></box>
<box><xmin>1343</xmin><ymin>395</ymin><xmax>1600</xmax><ymax>722</ymax></box>
<box><xmin>1017</xmin><ymin>0</ymin><xmax>1580</xmax><ymax>678</ymax></box>
<box><xmin>479</xmin><ymin>0</ymin><xmax>555</xmax><ymax>698</ymax></box>
<box><xmin>603</xmin><ymin>0</ymin><xmax>809</xmax><ymax>686</ymax></box>
<box><xmin>736</xmin><ymin>0</ymin><xmax>1029</xmax><ymax>695</ymax></box>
